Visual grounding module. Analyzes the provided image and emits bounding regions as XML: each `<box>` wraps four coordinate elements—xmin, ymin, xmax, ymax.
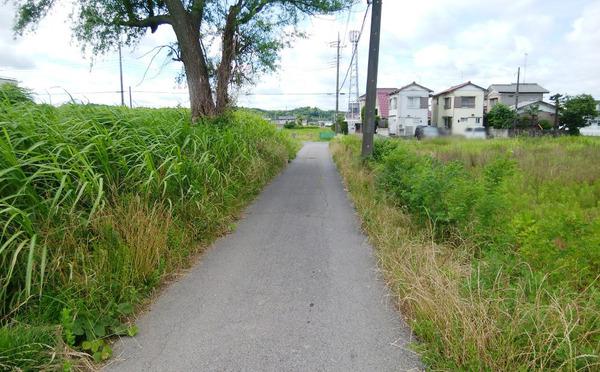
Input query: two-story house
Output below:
<box><xmin>486</xmin><ymin>83</ymin><xmax>549</xmax><ymax>111</ymax></box>
<box><xmin>431</xmin><ymin>81</ymin><xmax>486</xmax><ymax>136</ymax></box>
<box><xmin>358</xmin><ymin>88</ymin><xmax>397</xmax><ymax>123</ymax></box>
<box><xmin>387</xmin><ymin>82</ymin><xmax>432</xmax><ymax>136</ymax></box>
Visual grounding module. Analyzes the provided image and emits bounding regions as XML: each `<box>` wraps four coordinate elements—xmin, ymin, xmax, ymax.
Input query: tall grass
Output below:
<box><xmin>0</xmin><ymin>101</ymin><xmax>296</xmax><ymax>368</ymax></box>
<box><xmin>332</xmin><ymin>136</ymin><xmax>599</xmax><ymax>371</ymax></box>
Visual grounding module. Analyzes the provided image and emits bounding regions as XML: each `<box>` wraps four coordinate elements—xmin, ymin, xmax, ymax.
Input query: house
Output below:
<box><xmin>387</xmin><ymin>82</ymin><xmax>432</xmax><ymax>136</ymax></box>
<box><xmin>512</xmin><ymin>100</ymin><xmax>556</xmax><ymax>124</ymax></box>
<box><xmin>486</xmin><ymin>83</ymin><xmax>549</xmax><ymax>111</ymax></box>
<box><xmin>358</xmin><ymin>88</ymin><xmax>397</xmax><ymax>124</ymax></box>
<box><xmin>272</xmin><ymin>115</ymin><xmax>296</xmax><ymax>128</ymax></box>
<box><xmin>431</xmin><ymin>81</ymin><xmax>486</xmax><ymax>136</ymax></box>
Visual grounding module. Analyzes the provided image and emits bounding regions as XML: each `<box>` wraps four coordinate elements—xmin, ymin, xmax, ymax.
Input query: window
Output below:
<box><xmin>408</xmin><ymin>96</ymin><xmax>420</xmax><ymax>109</ymax></box>
<box><xmin>476</xmin><ymin>117</ymin><xmax>481</xmax><ymax>124</ymax></box>
<box><xmin>461</xmin><ymin>117</ymin><xmax>469</xmax><ymax>123</ymax></box>
<box><xmin>390</xmin><ymin>97</ymin><xmax>397</xmax><ymax>110</ymax></box>
<box><xmin>457</xmin><ymin>96</ymin><xmax>475</xmax><ymax>108</ymax></box>
<box><xmin>420</xmin><ymin>97</ymin><xmax>429</xmax><ymax>109</ymax></box>
<box><xmin>489</xmin><ymin>98</ymin><xmax>498</xmax><ymax>107</ymax></box>
<box><xmin>443</xmin><ymin>116</ymin><xmax>453</xmax><ymax>129</ymax></box>
<box><xmin>444</xmin><ymin>97</ymin><xmax>451</xmax><ymax>109</ymax></box>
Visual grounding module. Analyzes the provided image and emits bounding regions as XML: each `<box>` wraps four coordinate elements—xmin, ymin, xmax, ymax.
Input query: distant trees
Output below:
<box><xmin>560</xmin><ymin>95</ymin><xmax>598</xmax><ymax>134</ymax></box>
<box><xmin>487</xmin><ymin>103</ymin><xmax>516</xmax><ymax>129</ymax></box>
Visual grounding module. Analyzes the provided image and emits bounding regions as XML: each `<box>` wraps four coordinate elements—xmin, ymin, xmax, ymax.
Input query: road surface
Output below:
<box><xmin>106</xmin><ymin>142</ymin><xmax>421</xmax><ymax>371</ymax></box>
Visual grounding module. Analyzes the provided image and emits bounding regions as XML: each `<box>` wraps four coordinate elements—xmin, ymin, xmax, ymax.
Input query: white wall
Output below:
<box><xmin>388</xmin><ymin>85</ymin><xmax>429</xmax><ymax>136</ymax></box>
<box><xmin>433</xmin><ymin>84</ymin><xmax>485</xmax><ymax>136</ymax></box>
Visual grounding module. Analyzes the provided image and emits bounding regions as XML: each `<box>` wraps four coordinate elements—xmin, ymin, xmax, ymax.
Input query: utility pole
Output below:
<box><xmin>118</xmin><ymin>43</ymin><xmax>125</xmax><ymax>106</ymax></box>
<box><xmin>361</xmin><ymin>0</ymin><xmax>382</xmax><ymax>157</ymax></box>
<box><xmin>335</xmin><ymin>32</ymin><xmax>341</xmax><ymax>133</ymax></box>
<box><xmin>513</xmin><ymin>67</ymin><xmax>520</xmax><ymax>131</ymax></box>
<box><xmin>128</xmin><ymin>86</ymin><xmax>133</xmax><ymax>108</ymax></box>
<box><xmin>551</xmin><ymin>93</ymin><xmax>562</xmax><ymax>134</ymax></box>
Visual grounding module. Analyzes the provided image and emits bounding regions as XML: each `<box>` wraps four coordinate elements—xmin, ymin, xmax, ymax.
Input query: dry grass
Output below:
<box><xmin>331</xmin><ymin>139</ymin><xmax>599</xmax><ymax>371</ymax></box>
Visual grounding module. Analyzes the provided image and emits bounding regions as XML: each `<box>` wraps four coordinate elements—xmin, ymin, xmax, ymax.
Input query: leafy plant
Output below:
<box><xmin>487</xmin><ymin>103</ymin><xmax>517</xmax><ymax>129</ymax></box>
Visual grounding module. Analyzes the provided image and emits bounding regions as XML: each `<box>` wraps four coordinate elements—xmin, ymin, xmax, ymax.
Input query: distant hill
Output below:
<box><xmin>244</xmin><ymin>106</ymin><xmax>339</xmax><ymax>122</ymax></box>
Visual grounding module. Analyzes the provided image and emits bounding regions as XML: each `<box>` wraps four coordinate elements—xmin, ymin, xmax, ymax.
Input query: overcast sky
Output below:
<box><xmin>1</xmin><ymin>0</ymin><xmax>598</xmax><ymax>110</ymax></box>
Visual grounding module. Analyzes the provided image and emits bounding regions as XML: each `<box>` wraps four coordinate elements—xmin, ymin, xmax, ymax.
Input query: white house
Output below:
<box><xmin>431</xmin><ymin>81</ymin><xmax>486</xmax><ymax>136</ymax></box>
<box><xmin>387</xmin><ymin>82</ymin><xmax>432</xmax><ymax>136</ymax></box>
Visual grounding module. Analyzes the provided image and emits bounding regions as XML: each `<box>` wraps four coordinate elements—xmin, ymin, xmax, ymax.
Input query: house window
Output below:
<box><xmin>390</xmin><ymin>97</ymin><xmax>397</xmax><ymax>110</ymax></box>
<box><xmin>443</xmin><ymin>116</ymin><xmax>452</xmax><ymax>129</ymax></box>
<box><xmin>459</xmin><ymin>96</ymin><xmax>476</xmax><ymax>108</ymax></box>
<box><xmin>444</xmin><ymin>97</ymin><xmax>451</xmax><ymax>109</ymax></box>
<box><xmin>408</xmin><ymin>96</ymin><xmax>420</xmax><ymax>109</ymax></box>
<box><xmin>420</xmin><ymin>97</ymin><xmax>428</xmax><ymax>109</ymax></box>
<box><xmin>489</xmin><ymin>98</ymin><xmax>498</xmax><ymax>107</ymax></box>
<box><xmin>461</xmin><ymin>117</ymin><xmax>469</xmax><ymax>123</ymax></box>
<box><xmin>476</xmin><ymin>117</ymin><xmax>481</xmax><ymax>124</ymax></box>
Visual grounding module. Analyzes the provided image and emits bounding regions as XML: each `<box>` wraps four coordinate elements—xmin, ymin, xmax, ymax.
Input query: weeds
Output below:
<box><xmin>332</xmin><ymin>136</ymin><xmax>599</xmax><ymax>371</ymax></box>
<box><xmin>0</xmin><ymin>102</ymin><xmax>295</xmax><ymax>368</ymax></box>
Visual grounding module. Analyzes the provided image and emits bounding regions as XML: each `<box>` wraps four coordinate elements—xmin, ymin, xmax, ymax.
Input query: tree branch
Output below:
<box><xmin>117</xmin><ymin>15</ymin><xmax>172</xmax><ymax>33</ymax></box>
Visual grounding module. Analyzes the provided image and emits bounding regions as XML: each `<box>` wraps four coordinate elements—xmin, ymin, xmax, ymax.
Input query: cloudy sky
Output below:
<box><xmin>1</xmin><ymin>0</ymin><xmax>599</xmax><ymax>110</ymax></box>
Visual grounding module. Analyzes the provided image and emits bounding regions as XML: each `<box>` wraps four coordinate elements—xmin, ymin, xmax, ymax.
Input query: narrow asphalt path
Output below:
<box><xmin>106</xmin><ymin>142</ymin><xmax>421</xmax><ymax>371</ymax></box>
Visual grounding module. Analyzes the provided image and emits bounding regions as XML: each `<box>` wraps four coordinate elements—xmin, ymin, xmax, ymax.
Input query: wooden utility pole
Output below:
<box><xmin>128</xmin><ymin>86</ymin><xmax>133</xmax><ymax>108</ymax></box>
<box><xmin>513</xmin><ymin>67</ymin><xmax>520</xmax><ymax>131</ymax></box>
<box><xmin>335</xmin><ymin>32</ymin><xmax>341</xmax><ymax>133</ymax></box>
<box><xmin>361</xmin><ymin>0</ymin><xmax>382</xmax><ymax>157</ymax></box>
<box><xmin>118</xmin><ymin>43</ymin><xmax>125</xmax><ymax>106</ymax></box>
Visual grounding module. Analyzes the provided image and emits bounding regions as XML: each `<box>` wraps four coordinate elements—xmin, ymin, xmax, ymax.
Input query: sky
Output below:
<box><xmin>1</xmin><ymin>0</ymin><xmax>599</xmax><ymax>111</ymax></box>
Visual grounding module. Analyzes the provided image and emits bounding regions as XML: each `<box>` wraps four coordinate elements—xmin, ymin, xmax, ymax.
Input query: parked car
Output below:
<box><xmin>464</xmin><ymin>127</ymin><xmax>487</xmax><ymax>139</ymax></box>
<box><xmin>414</xmin><ymin>125</ymin><xmax>440</xmax><ymax>140</ymax></box>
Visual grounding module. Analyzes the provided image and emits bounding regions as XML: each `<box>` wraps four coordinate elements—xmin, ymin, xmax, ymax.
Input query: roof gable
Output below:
<box><xmin>391</xmin><ymin>82</ymin><xmax>433</xmax><ymax>95</ymax></box>
<box><xmin>432</xmin><ymin>81</ymin><xmax>486</xmax><ymax>97</ymax></box>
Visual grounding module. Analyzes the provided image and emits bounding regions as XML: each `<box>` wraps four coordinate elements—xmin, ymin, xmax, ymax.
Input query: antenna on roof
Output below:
<box><xmin>523</xmin><ymin>53</ymin><xmax>528</xmax><ymax>83</ymax></box>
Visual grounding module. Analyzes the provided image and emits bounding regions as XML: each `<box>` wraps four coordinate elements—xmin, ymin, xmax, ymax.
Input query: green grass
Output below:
<box><xmin>0</xmin><ymin>101</ymin><xmax>296</xmax><ymax>368</ymax></box>
<box><xmin>332</xmin><ymin>136</ymin><xmax>599</xmax><ymax>371</ymax></box>
<box><xmin>282</xmin><ymin>126</ymin><xmax>334</xmax><ymax>142</ymax></box>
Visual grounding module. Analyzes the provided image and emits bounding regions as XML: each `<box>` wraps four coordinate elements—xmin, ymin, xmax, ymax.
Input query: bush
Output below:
<box><xmin>487</xmin><ymin>103</ymin><xmax>517</xmax><ymax>129</ymax></box>
<box><xmin>538</xmin><ymin>118</ymin><xmax>553</xmax><ymax>130</ymax></box>
<box><xmin>283</xmin><ymin>121</ymin><xmax>296</xmax><ymax>129</ymax></box>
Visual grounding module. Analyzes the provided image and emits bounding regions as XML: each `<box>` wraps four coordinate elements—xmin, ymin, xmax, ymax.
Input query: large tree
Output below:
<box><xmin>11</xmin><ymin>0</ymin><xmax>352</xmax><ymax>120</ymax></box>
<box><xmin>560</xmin><ymin>94</ymin><xmax>598</xmax><ymax>135</ymax></box>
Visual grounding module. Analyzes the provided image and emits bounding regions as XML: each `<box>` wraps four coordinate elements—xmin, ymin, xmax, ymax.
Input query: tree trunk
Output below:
<box><xmin>215</xmin><ymin>5</ymin><xmax>239</xmax><ymax>115</ymax></box>
<box><xmin>165</xmin><ymin>0</ymin><xmax>215</xmax><ymax>121</ymax></box>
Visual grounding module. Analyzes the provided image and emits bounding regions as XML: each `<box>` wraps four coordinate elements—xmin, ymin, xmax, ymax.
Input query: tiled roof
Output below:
<box><xmin>432</xmin><ymin>81</ymin><xmax>486</xmax><ymax>97</ymax></box>
<box><xmin>488</xmin><ymin>83</ymin><xmax>549</xmax><ymax>94</ymax></box>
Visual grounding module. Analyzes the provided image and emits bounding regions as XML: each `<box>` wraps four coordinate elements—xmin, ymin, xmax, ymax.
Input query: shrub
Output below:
<box><xmin>283</xmin><ymin>121</ymin><xmax>296</xmax><ymax>129</ymax></box>
<box><xmin>487</xmin><ymin>103</ymin><xmax>517</xmax><ymax>129</ymax></box>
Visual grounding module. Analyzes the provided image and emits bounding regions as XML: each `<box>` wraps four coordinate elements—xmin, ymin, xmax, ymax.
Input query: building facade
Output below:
<box><xmin>432</xmin><ymin>82</ymin><xmax>486</xmax><ymax>136</ymax></box>
<box><xmin>486</xmin><ymin>83</ymin><xmax>549</xmax><ymax>111</ymax></box>
<box><xmin>387</xmin><ymin>82</ymin><xmax>432</xmax><ymax>136</ymax></box>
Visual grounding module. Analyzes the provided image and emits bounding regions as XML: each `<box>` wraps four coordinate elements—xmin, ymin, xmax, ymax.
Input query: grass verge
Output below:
<box><xmin>0</xmin><ymin>101</ymin><xmax>296</xmax><ymax>369</ymax></box>
<box><xmin>331</xmin><ymin>136</ymin><xmax>599</xmax><ymax>371</ymax></box>
<box><xmin>283</xmin><ymin>126</ymin><xmax>333</xmax><ymax>142</ymax></box>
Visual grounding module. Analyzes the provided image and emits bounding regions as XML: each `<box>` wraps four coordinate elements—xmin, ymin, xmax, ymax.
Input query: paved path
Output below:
<box><xmin>106</xmin><ymin>142</ymin><xmax>421</xmax><ymax>372</ymax></box>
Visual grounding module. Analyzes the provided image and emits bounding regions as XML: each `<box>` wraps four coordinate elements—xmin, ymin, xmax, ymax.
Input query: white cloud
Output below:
<box><xmin>0</xmin><ymin>0</ymin><xmax>598</xmax><ymax>110</ymax></box>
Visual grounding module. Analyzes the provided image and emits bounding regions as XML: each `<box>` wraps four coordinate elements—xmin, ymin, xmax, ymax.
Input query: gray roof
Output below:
<box><xmin>510</xmin><ymin>100</ymin><xmax>555</xmax><ymax>110</ymax></box>
<box><xmin>488</xmin><ymin>83</ymin><xmax>549</xmax><ymax>94</ymax></box>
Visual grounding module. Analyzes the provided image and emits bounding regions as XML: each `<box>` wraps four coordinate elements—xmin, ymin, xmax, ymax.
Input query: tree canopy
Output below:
<box><xmin>11</xmin><ymin>0</ymin><xmax>353</xmax><ymax>120</ymax></box>
<box><xmin>560</xmin><ymin>94</ymin><xmax>598</xmax><ymax>134</ymax></box>
<box><xmin>487</xmin><ymin>103</ymin><xmax>516</xmax><ymax>129</ymax></box>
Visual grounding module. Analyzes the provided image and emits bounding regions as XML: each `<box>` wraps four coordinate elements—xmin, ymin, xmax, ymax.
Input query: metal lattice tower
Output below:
<box><xmin>348</xmin><ymin>30</ymin><xmax>360</xmax><ymax>120</ymax></box>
